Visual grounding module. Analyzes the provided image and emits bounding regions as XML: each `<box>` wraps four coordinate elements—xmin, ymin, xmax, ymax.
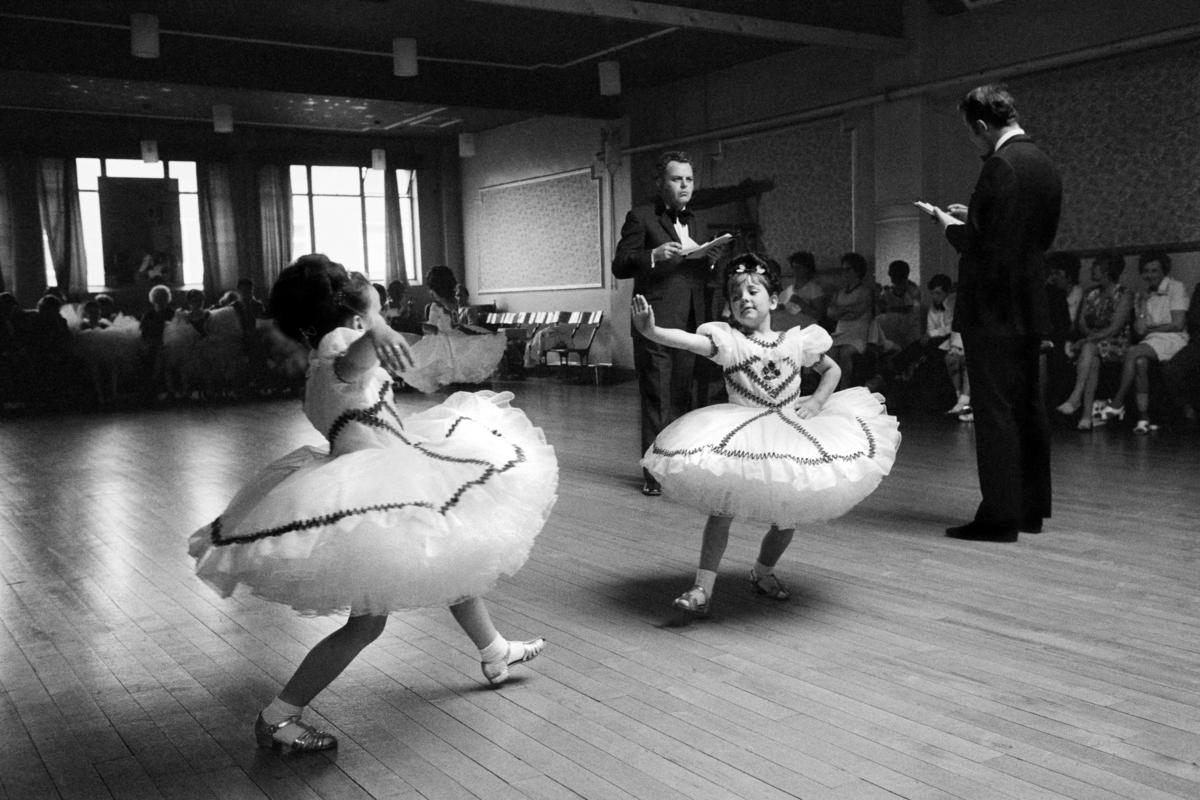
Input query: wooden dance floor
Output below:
<box><xmin>1</xmin><ymin>379</ymin><xmax>1198</xmax><ymax>800</ymax></box>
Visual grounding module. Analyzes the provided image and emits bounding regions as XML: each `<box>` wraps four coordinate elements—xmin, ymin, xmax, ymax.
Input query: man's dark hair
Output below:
<box><xmin>927</xmin><ymin>273</ymin><xmax>953</xmax><ymax>293</ymax></box>
<box><xmin>958</xmin><ymin>84</ymin><xmax>1019</xmax><ymax>129</ymax></box>
<box><xmin>653</xmin><ymin>150</ymin><xmax>692</xmax><ymax>181</ymax></box>
<box><xmin>1139</xmin><ymin>249</ymin><xmax>1172</xmax><ymax>274</ymax></box>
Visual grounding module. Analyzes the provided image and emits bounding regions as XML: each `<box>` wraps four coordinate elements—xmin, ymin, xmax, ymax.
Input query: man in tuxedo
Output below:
<box><xmin>612</xmin><ymin>150</ymin><xmax>716</xmax><ymax>496</ymax></box>
<box><xmin>929</xmin><ymin>85</ymin><xmax>1062</xmax><ymax>542</ymax></box>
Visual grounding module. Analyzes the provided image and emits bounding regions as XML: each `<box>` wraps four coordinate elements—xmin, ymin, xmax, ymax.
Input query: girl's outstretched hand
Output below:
<box><xmin>631</xmin><ymin>294</ymin><xmax>656</xmax><ymax>335</ymax></box>
<box><xmin>371</xmin><ymin>324</ymin><xmax>415</xmax><ymax>375</ymax></box>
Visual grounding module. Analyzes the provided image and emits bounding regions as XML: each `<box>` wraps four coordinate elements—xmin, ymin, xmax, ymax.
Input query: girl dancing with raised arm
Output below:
<box><xmin>190</xmin><ymin>254</ymin><xmax>557</xmax><ymax>752</ymax></box>
<box><xmin>632</xmin><ymin>253</ymin><xmax>899</xmax><ymax>616</ymax></box>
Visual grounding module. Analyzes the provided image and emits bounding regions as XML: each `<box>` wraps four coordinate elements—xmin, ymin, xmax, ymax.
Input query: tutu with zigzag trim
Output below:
<box><xmin>642</xmin><ymin>322</ymin><xmax>899</xmax><ymax>525</ymax></box>
<box><xmin>188</xmin><ymin>327</ymin><xmax>557</xmax><ymax>615</ymax></box>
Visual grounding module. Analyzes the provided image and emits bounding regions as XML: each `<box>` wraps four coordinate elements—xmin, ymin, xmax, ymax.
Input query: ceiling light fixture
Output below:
<box><xmin>371</xmin><ymin>148</ymin><xmax>386</xmax><ymax>171</ymax></box>
<box><xmin>598</xmin><ymin>60</ymin><xmax>621</xmax><ymax>96</ymax></box>
<box><xmin>213</xmin><ymin>104</ymin><xmax>233</xmax><ymax>133</ymax></box>
<box><xmin>140</xmin><ymin>139</ymin><xmax>159</xmax><ymax>163</ymax></box>
<box><xmin>130</xmin><ymin>13</ymin><xmax>159</xmax><ymax>58</ymax></box>
<box><xmin>392</xmin><ymin>38</ymin><xmax>418</xmax><ymax>77</ymax></box>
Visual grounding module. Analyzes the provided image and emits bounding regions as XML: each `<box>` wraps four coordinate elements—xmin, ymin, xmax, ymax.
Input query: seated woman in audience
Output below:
<box><xmin>773</xmin><ymin>251</ymin><xmax>827</xmax><ymax>332</ymax></box>
<box><xmin>1046</xmin><ymin>251</ymin><xmax>1084</xmax><ymax>330</ymax></box>
<box><xmin>827</xmin><ymin>252</ymin><xmax>874</xmax><ymax>389</ymax></box>
<box><xmin>1098</xmin><ymin>250</ymin><xmax>1190</xmax><ymax>433</ymax></box>
<box><xmin>875</xmin><ymin>259</ymin><xmax>922</xmax><ymax>350</ymax></box>
<box><xmin>1055</xmin><ymin>251</ymin><xmax>1132</xmax><ymax>430</ymax></box>
<box><xmin>384</xmin><ymin>279</ymin><xmax>423</xmax><ymax>334</ymax></box>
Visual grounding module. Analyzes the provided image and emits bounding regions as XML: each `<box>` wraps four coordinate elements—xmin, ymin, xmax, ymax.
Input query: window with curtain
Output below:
<box><xmin>67</xmin><ymin>158</ymin><xmax>203</xmax><ymax>289</ymax></box>
<box><xmin>290</xmin><ymin>165</ymin><xmax>419</xmax><ymax>282</ymax></box>
<box><xmin>59</xmin><ymin>159</ymin><xmax>417</xmax><ymax>291</ymax></box>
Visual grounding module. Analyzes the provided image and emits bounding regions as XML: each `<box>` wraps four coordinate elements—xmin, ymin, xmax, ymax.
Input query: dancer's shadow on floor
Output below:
<box><xmin>599</xmin><ymin>572</ymin><xmax>832</xmax><ymax>629</ymax></box>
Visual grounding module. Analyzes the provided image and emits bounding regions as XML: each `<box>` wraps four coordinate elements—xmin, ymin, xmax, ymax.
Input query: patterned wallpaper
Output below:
<box><xmin>1018</xmin><ymin>46</ymin><xmax>1200</xmax><ymax>250</ymax></box>
<box><xmin>477</xmin><ymin>168</ymin><xmax>603</xmax><ymax>293</ymax></box>
<box><xmin>708</xmin><ymin>120</ymin><xmax>852</xmax><ymax>269</ymax></box>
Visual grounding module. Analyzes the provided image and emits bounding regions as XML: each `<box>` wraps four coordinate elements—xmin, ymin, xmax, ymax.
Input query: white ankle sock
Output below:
<box><xmin>262</xmin><ymin>697</ymin><xmax>302</xmax><ymax>725</ymax></box>
<box><xmin>695</xmin><ymin>569</ymin><xmax>717</xmax><ymax>596</ymax></box>
<box><xmin>752</xmin><ymin>561</ymin><xmax>775</xmax><ymax>577</ymax></box>
<box><xmin>479</xmin><ymin>634</ymin><xmax>509</xmax><ymax>664</ymax></box>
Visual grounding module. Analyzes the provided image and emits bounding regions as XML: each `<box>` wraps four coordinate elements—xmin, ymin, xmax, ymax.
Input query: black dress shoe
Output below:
<box><xmin>945</xmin><ymin>521</ymin><xmax>1018</xmax><ymax>542</ymax></box>
<box><xmin>1019</xmin><ymin>519</ymin><xmax>1044</xmax><ymax>534</ymax></box>
<box><xmin>641</xmin><ymin>480</ymin><xmax>662</xmax><ymax>497</ymax></box>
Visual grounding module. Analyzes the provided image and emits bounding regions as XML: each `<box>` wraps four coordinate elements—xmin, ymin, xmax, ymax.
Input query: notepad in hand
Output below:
<box><xmin>680</xmin><ymin>233</ymin><xmax>734</xmax><ymax>258</ymax></box>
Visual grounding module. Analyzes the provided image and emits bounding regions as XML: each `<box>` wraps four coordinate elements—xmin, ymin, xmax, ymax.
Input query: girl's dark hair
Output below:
<box><xmin>269</xmin><ymin>253</ymin><xmax>373</xmax><ymax>346</ymax></box>
<box><xmin>425</xmin><ymin>264</ymin><xmax>458</xmax><ymax>301</ymax></box>
<box><xmin>722</xmin><ymin>252</ymin><xmax>782</xmax><ymax>299</ymax></box>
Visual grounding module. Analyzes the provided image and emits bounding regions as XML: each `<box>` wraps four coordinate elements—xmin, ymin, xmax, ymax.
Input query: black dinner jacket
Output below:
<box><xmin>612</xmin><ymin>201</ymin><xmax>710</xmax><ymax>330</ymax></box>
<box><xmin>946</xmin><ymin>134</ymin><xmax>1062</xmax><ymax>338</ymax></box>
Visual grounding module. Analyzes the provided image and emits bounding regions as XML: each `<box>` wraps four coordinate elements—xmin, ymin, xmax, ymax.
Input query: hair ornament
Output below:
<box><xmin>731</xmin><ymin>261</ymin><xmax>768</xmax><ymax>276</ymax></box>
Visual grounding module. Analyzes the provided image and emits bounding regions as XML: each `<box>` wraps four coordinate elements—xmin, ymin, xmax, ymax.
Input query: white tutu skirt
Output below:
<box><xmin>73</xmin><ymin>316</ymin><xmax>142</xmax><ymax>374</ymax></box>
<box><xmin>401</xmin><ymin>331</ymin><xmax>506</xmax><ymax>393</ymax></box>
<box><xmin>189</xmin><ymin>391</ymin><xmax>557</xmax><ymax>615</ymax></box>
<box><xmin>643</xmin><ymin>387</ymin><xmax>899</xmax><ymax>525</ymax></box>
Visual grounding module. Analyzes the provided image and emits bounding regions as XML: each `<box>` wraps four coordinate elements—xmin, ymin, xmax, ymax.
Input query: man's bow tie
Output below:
<box><xmin>668</xmin><ymin>208</ymin><xmax>693</xmax><ymax>224</ymax></box>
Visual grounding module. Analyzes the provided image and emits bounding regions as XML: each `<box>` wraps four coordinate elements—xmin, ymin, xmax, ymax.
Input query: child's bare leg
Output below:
<box><xmin>260</xmin><ymin>612</ymin><xmax>387</xmax><ymax>751</ymax></box>
<box><xmin>278</xmin><ymin>613</ymin><xmax>387</xmax><ymax>707</ymax></box>
<box><xmin>674</xmin><ymin>515</ymin><xmax>732</xmax><ymax>614</ymax></box>
<box><xmin>755</xmin><ymin>525</ymin><xmax>795</xmax><ymax>569</ymax></box>
<box><xmin>698</xmin><ymin>514</ymin><xmax>733</xmax><ymax>573</ymax></box>
<box><xmin>450</xmin><ymin>596</ymin><xmax>544</xmax><ymax>686</ymax></box>
<box><xmin>750</xmin><ymin>525</ymin><xmax>795</xmax><ymax>600</ymax></box>
<box><xmin>449</xmin><ymin>595</ymin><xmax>498</xmax><ymax>648</ymax></box>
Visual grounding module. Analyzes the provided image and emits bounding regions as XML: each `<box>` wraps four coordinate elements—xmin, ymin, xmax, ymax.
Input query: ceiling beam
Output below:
<box><xmin>468</xmin><ymin>0</ymin><xmax>909</xmax><ymax>53</ymax></box>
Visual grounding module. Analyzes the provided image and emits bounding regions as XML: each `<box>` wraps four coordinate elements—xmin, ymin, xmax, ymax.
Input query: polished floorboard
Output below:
<box><xmin>1</xmin><ymin>378</ymin><xmax>1198</xmax><ymax>800</ymax></box>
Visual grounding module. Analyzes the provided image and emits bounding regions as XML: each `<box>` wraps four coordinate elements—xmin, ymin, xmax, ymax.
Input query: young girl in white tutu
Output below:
<box><xmin>189</xmin><ymin>254</ymin><xmax>558</xmax><ymax>753</ymax></box>
<box><xmin>632</xmin><ymin>253</ymin><xmax>899</xmax><ymax>617</ymax></box>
